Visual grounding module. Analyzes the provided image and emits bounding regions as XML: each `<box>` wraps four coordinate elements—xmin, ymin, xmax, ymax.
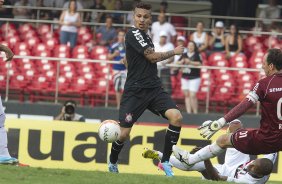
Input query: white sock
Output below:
<box><xmin>0</xmin><ymin>127</ymin><xmax>11</xmax><ymax>157</ymax></box>
<box><xmin>157</xmin><ymin>151</ymin><xmax>163</xmax><ymax>160</ymax></box>
<box><xmin>169</xmin><ymin>155</ymin><xmax>206</xmax><ymax>171</ymax></box>
<box><xmin>189</xmin><ymin>143</ymin><xmax>224</xmax><ymax>165</ymax></box>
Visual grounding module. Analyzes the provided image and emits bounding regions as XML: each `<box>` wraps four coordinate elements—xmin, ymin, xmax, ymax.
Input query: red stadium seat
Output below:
<box><xmin>208</xmin><ymin>52</ymin><xmax>226</xmax><ymax>64</ymax></box>
<box><xmin>90</xmin><ymin>46</ymin><xmax>108</xmax><ymax>58</ymax></box>
<box><xmin>38</xmin><ymin>24</ymin><xmax>51</xmax><ymax>36</ymax></box>
<box><xmin>18</xmin><ymin>24</ymin><xmax>34</xmax><ymax>34</ymax></box>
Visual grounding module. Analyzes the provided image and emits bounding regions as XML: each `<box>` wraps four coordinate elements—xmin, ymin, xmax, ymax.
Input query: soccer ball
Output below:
<box><xmin>98</xmin><ymin>120</ymin><xmax>121</xmax><ymax>143</ymax></box>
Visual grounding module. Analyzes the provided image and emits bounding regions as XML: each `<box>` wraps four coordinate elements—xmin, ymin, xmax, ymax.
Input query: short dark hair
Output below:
<box><xmin>267</xmin><ymin>48</ymin><xmax>282</xmax><ymax>70</ymax></box>
<box><xmin>135</xmin><ymin>2</ymin><xmax>152</xmax><ymax>11</ymax></box>
<box><xmin>256</xmin><ymin>158</ymin><xmax>273</xmax><ymax>176</ymax></box>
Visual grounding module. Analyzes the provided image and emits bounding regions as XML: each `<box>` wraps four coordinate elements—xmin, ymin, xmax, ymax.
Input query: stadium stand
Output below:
<box><xmin>0</xmin><ymin>3</ymin><xmax>282</xmax><ymax>114</ymax></box>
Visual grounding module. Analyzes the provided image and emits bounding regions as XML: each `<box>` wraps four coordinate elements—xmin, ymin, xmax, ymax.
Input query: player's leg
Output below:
<box><xmin>173</xmin><ymin>133</ymin><xmax>232</xmax><ymax>165</ymax></box>
<box><xmin>0</xmin><ymin>113</ymin><xmax>18</xmax><ymax>164</ymax></box>
<box><xmin>142</xmin><ymin>148</ymin><xmax>205</xmax><ymax>172</ymax></box>
<box><xmin>109</xmin><ymin>89</ymin><xmax>149</xmax><ymax>173</ymax></box>
<box><xmin>148</xmin><ymin>88</ymin><xmax>182</xmax><ymax>176</ymax></box>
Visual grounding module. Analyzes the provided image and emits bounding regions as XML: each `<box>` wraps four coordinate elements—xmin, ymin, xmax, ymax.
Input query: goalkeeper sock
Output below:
<box><xmin>189</xmin><ymin>142</ymin><xmax>224</xmax><ymax>165</ymax></box>
<box><xmin>161</xmin><ymin>124</ymin><xmax>181</xmax><ymax>163</ymax></box>
<box><xmin>109</xmin><ymin>140</ymin><xmax>124</xmax><ymax>164</ymax></box>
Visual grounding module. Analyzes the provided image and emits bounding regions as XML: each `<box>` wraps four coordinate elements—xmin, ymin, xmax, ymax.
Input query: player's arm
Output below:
<box><xmin>144</xmin><ymin>45</ymin><xmax>184</xmax><ymax>63</ymax></box>
<box><xmin>203</xmin><ymin>159</ymin><xmax>222</xmax><ymax>181</ymax></box>
<box><xmin>0</xmin><ymin>44</ymin><xmax>14</xmax><ymax>61</ymax></box>
<box><xmin>199</xmin><ymin>86</ymin><xmax>259</xmax><ymax>139</ymax></box>
<box><xmin>121</xmin><ymin>57</ymin><xmax>127</xmax><ymax>68</ymax></box>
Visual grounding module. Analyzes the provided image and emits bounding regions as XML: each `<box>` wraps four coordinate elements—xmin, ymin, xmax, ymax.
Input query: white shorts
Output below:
<box><xmin>181</xmin><ymin>78</ymin><xmax>201</xmax><ymax>92</ymax></box>
<box><xmin>113</xmin><ymin>70</ymin><xmax>127</xmax><ymax>92</ymax></box>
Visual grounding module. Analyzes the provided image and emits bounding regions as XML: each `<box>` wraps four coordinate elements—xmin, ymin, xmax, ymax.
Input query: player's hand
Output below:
<box><xmin>1</xmin><ymin>45</ymin><xmax>14</xmax><ymax>62</ymax></box>
<box><xmin>198</xmin><ymin>118</ymin><xmax>226</xmax><ymax>139</ymax></box>
<box><xmin>174</xmin><ymin>45</ymin><xmax>185</xmax><ymax>55</ymax></box>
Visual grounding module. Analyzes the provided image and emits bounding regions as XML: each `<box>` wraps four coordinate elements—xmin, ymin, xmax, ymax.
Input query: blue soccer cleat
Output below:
<box><xmin>160</xmin><ymin>161</ymin><xmax>174</xmax><ymax>177</ymax></box>
<box><xmin>108</xmin><ymin>162</ymin><xmax>119</xmax><ymax>173</ymax></box>
<box><xmin>0</xmin><ymin>156</ymin><xmax>19</xmax><ymax>165</ymax></box>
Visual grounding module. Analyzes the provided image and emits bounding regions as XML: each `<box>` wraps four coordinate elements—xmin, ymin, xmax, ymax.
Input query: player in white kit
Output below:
<box><xmin>0</xmin><ymin>1</ymin><xmax>18</xmax><ymax>164</ymax></box>
<box><xmin>143</xmin><ymin>120</ymin><xmax>277</xmax><ymax>184</ymax></box>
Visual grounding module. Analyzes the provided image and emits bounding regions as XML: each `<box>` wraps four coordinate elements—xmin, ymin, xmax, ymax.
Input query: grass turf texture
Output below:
<box><xmin>0</xmin><ymin>165</ymin><xmax>281</xmax><ymax>184</ymax></box>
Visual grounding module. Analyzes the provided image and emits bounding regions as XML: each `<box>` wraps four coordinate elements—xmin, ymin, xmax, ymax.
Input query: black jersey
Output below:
<box><xmin>181</xmin><ymin>52</ymin><xmax>202</xmax><ymax>79</ymax></box>
<box><xmin>124</xmin><ymin>27</ymin><xmax>162</xmax><ymax>89</ymax></box>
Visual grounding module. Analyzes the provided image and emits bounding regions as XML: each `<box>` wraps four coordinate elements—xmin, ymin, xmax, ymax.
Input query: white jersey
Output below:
<box><xmin>215</xmin><ymin>150</ymin><xmax>277</xmax><ymax>184</ymax></box>
<box><xmin>214</xmin><ymin>148</ymin><xmax>250</xmax><ymax>180</ymax></box>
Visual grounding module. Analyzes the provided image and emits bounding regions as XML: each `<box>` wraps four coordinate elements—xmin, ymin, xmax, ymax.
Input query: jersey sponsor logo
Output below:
<box><xmin>279</xmin><ymin>124</ymin><xmax>282</xmax><ymax>130</ymax></box>
<box><xmin>132</xmin><ymin>30</ymin><xmax>148</xmax><ymax>47</ymax></box>
<box><xmin>269</xmin><ymin>88</ymin><xmax>282</xmax><ymax>93</ymax></box>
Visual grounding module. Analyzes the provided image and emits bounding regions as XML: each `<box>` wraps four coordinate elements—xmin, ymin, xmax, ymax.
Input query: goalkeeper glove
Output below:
<box><xmin>198</xmin><ymin>118</ymin><xmax>226</xmax><ymax>139</ymax></box>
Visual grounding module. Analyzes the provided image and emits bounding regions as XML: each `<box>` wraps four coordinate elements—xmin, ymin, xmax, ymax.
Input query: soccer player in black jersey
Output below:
<box><xmin>108</xmin><ymin>2</ymin><xmax>185</xmax><ymax>176</ymax></box>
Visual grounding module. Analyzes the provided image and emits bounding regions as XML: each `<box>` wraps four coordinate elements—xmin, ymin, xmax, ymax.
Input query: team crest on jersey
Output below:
<box><xmin>132</xmin><ymin>30</ymin><xmax>148</xmax><ymax>47</ymax></box>
<box><xmin>125</xmin><ymin>113</ymin><xmax>133</xmax><ymax>123</ymax></box>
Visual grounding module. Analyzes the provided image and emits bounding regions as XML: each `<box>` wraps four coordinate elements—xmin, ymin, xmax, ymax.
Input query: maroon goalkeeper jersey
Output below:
<box><xmin>253</xmin><ymin>73</ymin><xmax>282</xmax><ymax>142</ymax></box>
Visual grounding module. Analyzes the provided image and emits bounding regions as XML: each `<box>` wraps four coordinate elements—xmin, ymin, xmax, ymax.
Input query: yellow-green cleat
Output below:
<box><xmin>142</xmin><ymin>148</ymin><xmax>159</xmax><ymax>160</ymax></box>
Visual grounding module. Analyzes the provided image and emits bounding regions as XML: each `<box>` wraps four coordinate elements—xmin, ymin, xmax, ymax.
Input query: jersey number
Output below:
<box><xmin>238</xmin><ymin>131</ymin><xmax>248</xmax><ymax>139</ymax></box>
<box><xmin>278</xmin><ymin>98</ymin><xmax>282</xmax><ymax>120</ymax></box>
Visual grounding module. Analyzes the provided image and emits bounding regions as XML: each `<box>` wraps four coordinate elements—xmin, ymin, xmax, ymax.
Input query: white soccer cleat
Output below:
<box><xmin>172</xmin><ymin>145</ymin><xmax>191</xmax><ymax>166</ymax></box>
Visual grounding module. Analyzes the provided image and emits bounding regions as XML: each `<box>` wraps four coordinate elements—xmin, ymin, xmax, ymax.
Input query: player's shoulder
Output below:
<box><xmin>257</xmin><ymin>73</ymin><xmax>279</xmax><ymax>84</ymax></box>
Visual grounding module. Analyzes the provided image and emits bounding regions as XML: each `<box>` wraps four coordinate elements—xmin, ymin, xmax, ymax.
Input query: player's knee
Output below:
<box><xmin>119</xmin><ymin>128</ymin><xmax>131</xmax><ymax>142</ymax></box>
<box><xmin>166</xmin><ymin>109</ymin><xmax>182</xmax><ymax>126</ymax></box>
<box><xmin>216</xmin><ymin>134</ymin><xmax>230</xmax><ymax>149</ymax></box>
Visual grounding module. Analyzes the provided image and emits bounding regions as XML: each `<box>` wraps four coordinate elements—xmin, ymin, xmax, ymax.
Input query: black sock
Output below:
<box><xmin>109</xmin><ymin>140</ymin><xmax>124</xmax><ymax>164</ymax></box>
<box><xmin>161</xmin><ymin>124</ymin><xmax>181</xmax><ymax>163</ymax></box>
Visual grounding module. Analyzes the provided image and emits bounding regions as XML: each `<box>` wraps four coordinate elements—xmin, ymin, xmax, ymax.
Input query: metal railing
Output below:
<box><xmin>2</xmin><ymin>5</ymin><xmax>282</xmax><ymax>36</ymax></box>
<box><xmin>1</xmin><ymin>54</ymin><xmax>262</xmax><ymax>115</ymax></box>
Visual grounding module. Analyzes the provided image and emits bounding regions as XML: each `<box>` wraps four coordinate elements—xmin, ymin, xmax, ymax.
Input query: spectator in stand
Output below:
<box><xmin>111</xmin><ymin>0</ymin><xmax>124</xmax><ymax>24</ymax></box>
<box><xmin>154</xmin><ymin>31</ymin><xmax>175</xmax><ymax>95</ymax></box>
<box><xmin>151</xmin><ymin>12</ymin><xmax>177</xmax><ymax>44</ymax></box>
<box><xmin>225</xmin><ymin>24</ymin><xmax>243</xmax><ymax>59</ymax></box>
<box><xmin>63</xmin><ymin>0</ymin><xmax>83</xmax><ymax>10</ymax></box>
<box><xmin>108</xmin><ymin>30</ymin><xmax>126</xmax><ymax>109</ymax></box>
<box><xmin>159</xmin><ymin>1</ymin><xmax>168</xmax><ymax>13</ymax></box>
<box><xmin>12</xmin><ymin>0</ymin><xmax>32</xmax><ymax>21</ymax></box>
<box><xmin>152</xmin><ymin>1</ymin><xmax>168</xmax><ymax>21</ymax></box>
<box><xmin>43</xmin><ymin>0</ymin><xmax>66</xmax><ymax>19</ymax></box>
<box><xmin>93</xmin><ymin>16</ymin><xmax>117</xmax><ymax>46</ymax></box>
<box><xmin>258</xmin><ymin>0</ymin><xmax>280</xmax><ymax>31</ymax></box>
<box><xmin>0</xmin><ymin>0</ymin><xmax>13</xmax><ymax>26</ymax></box>
<box><xmin>85</xmin><ymin>0</ymin><xmax>106</xmax><ymax>23</ymax></box>
<box><xmin>103</xmin><ymin>0</ymin><xmax>116</xmax><ymax>10</ymax></box>
<box><xmin>190</xmin><ymin>21</ymin><xmax>209</xmax><ymax>53</ymax></box>
<box><xmin>59</xmin><ymin>0</ymin><xmax>82</xmax><ymax>49</ymax></box>
<box><xmin>126</xmin><ymin>0</ymin><xmax>140</xmax><ymax>25</ymax></box>
<box><xmin>171</xmin><ymin>35</ymin><xmax>187</xmax><ymax>77</ymax></box>
<box><xmin>31</xmin><ymin>0</ymin><xmax>51</xmax><ymax>20</ymax></box>
<box><xmin>209</xmin><ymin>21</ymin><xmax>225</xmax><ymax>54</ymax></box>
<box><xmin>177</xmin><ymin>41</ymin><xmax>202</xmax><ymax>114</ymax></box>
